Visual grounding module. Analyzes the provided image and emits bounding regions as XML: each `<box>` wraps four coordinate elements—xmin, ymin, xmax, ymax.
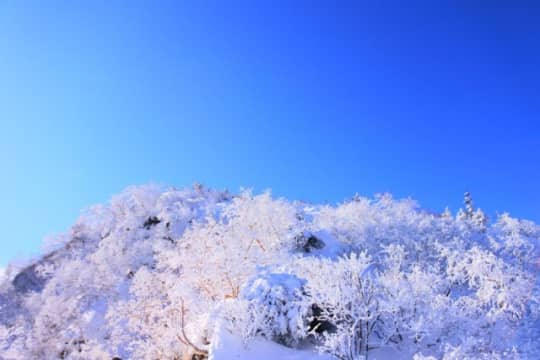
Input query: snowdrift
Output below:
<box><xmin>1</xmin><ymin>184</ymin><xmax>539</xmax><ymax>359</ymax></box>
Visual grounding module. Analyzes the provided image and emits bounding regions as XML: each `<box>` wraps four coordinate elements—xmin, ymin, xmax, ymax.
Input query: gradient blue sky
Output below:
<box><xmin>1</xmin><ymin>1</ymin><xmax>539</xmax><ymax>265</ymax></box>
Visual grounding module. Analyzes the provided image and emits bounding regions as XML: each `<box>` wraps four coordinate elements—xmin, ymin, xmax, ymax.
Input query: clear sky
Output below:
<box><xmin>1</xmin><ymin>1</ymin><xmax>539</xmax><ymax>266</ymax></box>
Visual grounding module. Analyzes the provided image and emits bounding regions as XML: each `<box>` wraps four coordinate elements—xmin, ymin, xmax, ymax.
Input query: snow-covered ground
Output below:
<box><xmin>210</xmin><ymin>324</ymin><xmax>333</xmax><ymax>360</ymax></box>
<box><xmin>0</xmin><ymin>184</ymin><xmax>538</xmax><ymax>359</ymax></box>
<box><xmin>210</xmin><ymin>326</ymin><xmax>401</xmax><ymax>360</ymax></box>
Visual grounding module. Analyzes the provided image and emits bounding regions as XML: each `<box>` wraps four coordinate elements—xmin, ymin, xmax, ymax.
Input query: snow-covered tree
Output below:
<box><xmin>0</xmin><ymin>184</ymin><xmax>538</xmax><ymax>359</ymax></box>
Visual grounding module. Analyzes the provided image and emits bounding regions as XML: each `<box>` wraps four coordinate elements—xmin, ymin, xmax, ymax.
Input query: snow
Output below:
<box><xmin>0</xmin><ymin>267</ymin><xmax>5</xmax><ymax>285</ymax></box>
<box><xmin>0</xmin><ymin>185</ymin><xmax>538</xmax><ymax>359</ymax></box>
<box><xmin>210</xmin><ymin>324</ymin><xmax>402</xmax><ymax>360</ymax></box>
<box><xmin>210</xmin><ymin>323</ymin><xmax>333</xmax><ymax>360</ymax></box>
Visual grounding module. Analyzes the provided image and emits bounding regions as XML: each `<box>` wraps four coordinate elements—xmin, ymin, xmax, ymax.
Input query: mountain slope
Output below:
<box><xmin>1</xmin><ymin>184</ymin><xmax>539</xmax><ymax>359</ymax></box>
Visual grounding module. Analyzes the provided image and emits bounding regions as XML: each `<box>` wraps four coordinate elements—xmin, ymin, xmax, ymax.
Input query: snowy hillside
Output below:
<box><xmin>1</xmin><ymin>184</ymin><xmax>539</xmax><ymax>359</ymax></box>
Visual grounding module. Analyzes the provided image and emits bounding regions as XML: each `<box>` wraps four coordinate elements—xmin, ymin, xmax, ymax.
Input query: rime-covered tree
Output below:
<box><xmin>0</xmin><ymin>185</ymin><xmax>538</xmax><ymax>359</ymax></box>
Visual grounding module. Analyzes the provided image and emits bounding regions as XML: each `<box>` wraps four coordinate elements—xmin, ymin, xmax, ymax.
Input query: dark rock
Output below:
<box><xmin>12</xmin><ymin>265</ymin><xmax>45</xmax><ymax>293</ymax></box>
<box><xmin>295</xmin><ymin>233</ymin><xmax>325</xmax><ymax>253</ymax></box>
<box><xmin>143</xmin><ymin>216</ymin><xmax>161</xmax><ymax>229</ymax></box>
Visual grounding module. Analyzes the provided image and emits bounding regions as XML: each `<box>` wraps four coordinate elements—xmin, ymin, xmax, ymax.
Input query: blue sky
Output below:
<box><xmin>1</xmin><ymin>1</ymin><xmax>539</xmax><ymax>265</ymax></box>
